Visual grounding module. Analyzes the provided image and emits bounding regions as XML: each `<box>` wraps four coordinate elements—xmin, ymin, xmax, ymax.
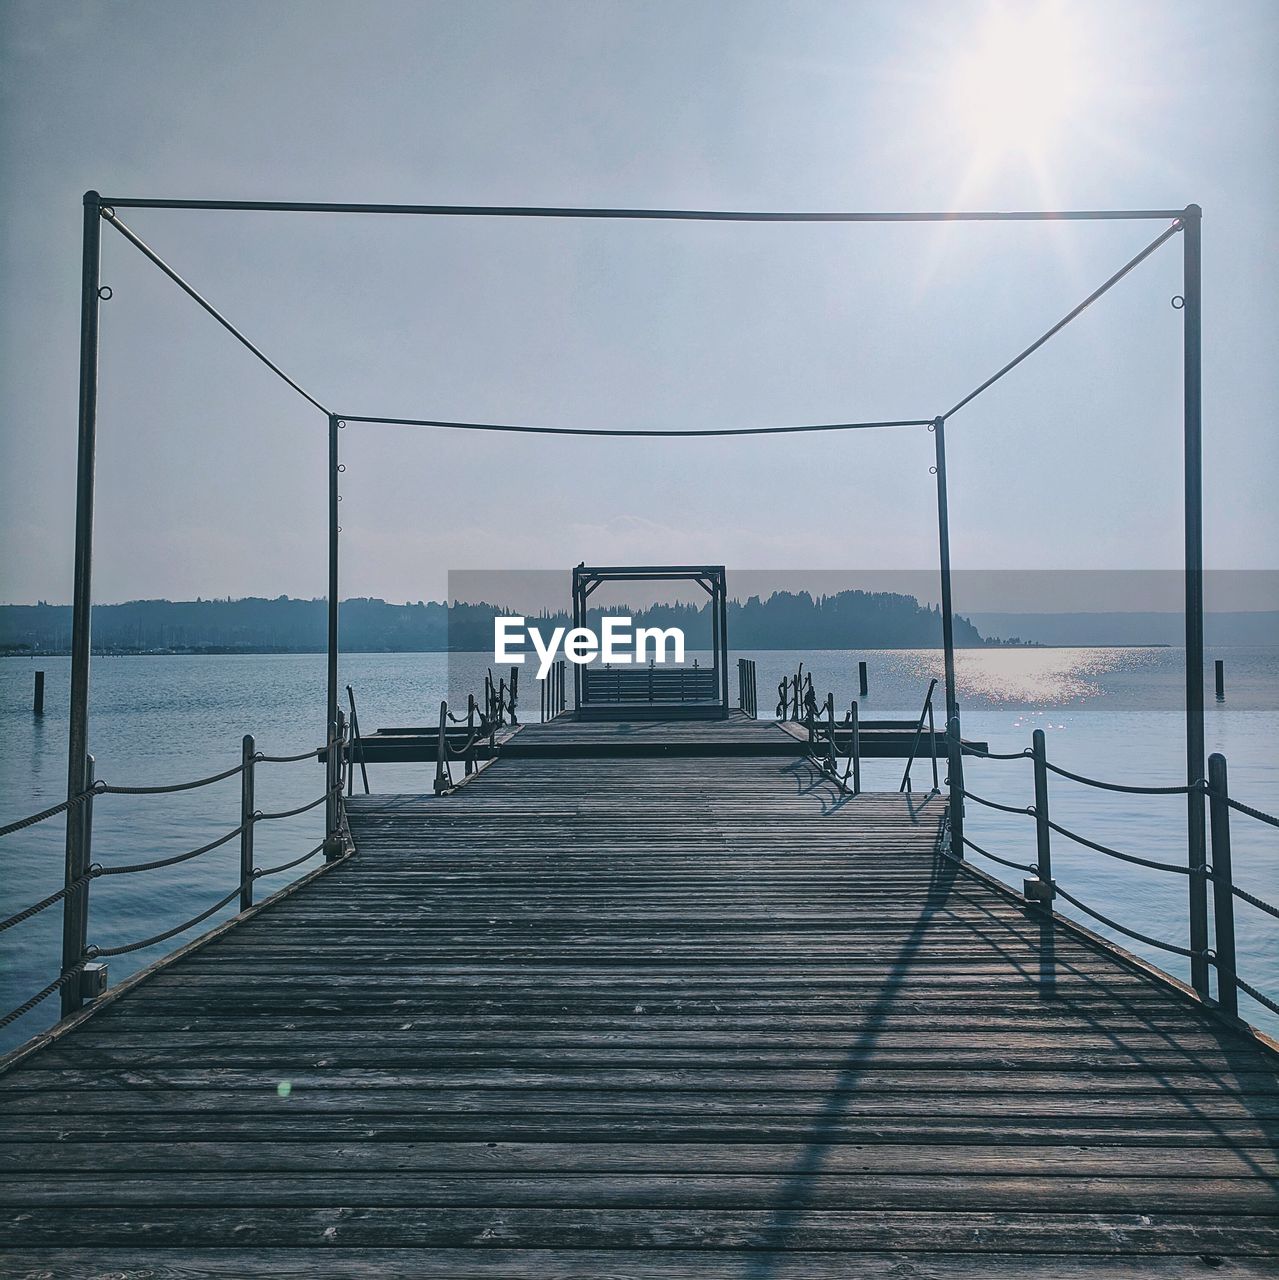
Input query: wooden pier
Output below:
<box><xmin>1</xmin><ymin>716</ymin><xmax>1277</xmax><ymax>1276</ymax></box>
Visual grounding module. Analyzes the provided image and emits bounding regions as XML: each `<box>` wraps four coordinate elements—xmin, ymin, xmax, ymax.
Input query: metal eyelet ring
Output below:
<box><xmin>337</xmin><ymin>494</ymin><xmax>343</xmax><ymax>502</ymax></box>
<box><xmin>337</xmin><ymin>526</ymin><xmax>342</xmax><ymax>533</ymax></box>
<box><xmin>927</xmin><ymin>423</ymin><xmax>936</xmax><ymax>432</ymax></box>
<box><xmin>100</xmin><ymin>206</ymin><xmax>115</xmax><ymax>219</ymax></box>
<box><xmin>337</xmin><ymin>419</ymin><xmax>346</xmax><ymax>429</ymax></box>
<box><xmin>1171</xmin><ymin>295</ymin><xmax>1185</xmax><ymax>310</ymax></box>
<box><xmin>929</xmin><ymin>465</ymin><xmax>938</xmax><ymax>474</ymax></box>
<box><xmin>337</xmin><ymin>463</ymin><xmax>346</xmax><ymax>472</ymax></box>
<box><xmin>97</xmin><ymin>286</ymin><xmax>113</xmax><ymax>301</ymax></box>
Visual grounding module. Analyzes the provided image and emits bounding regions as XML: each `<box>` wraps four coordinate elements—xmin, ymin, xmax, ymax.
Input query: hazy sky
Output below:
<box><xmin>1</xmin><ymin>0</ymin><xmax>1275</xmax><ymax>607</ymax></box>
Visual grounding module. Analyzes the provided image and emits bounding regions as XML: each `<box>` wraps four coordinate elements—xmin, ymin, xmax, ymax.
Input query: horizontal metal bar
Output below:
<box><xmin>94</xmin><ymin>198</ymin><xmax>1190</xmax><ymax>222</ymax></box>
<box><xmin>339</xmin><ymin>414</ymin><xmax>932</xmax><ymax>438</ymax></box>
<box><xmin>942</xmin><ymin>220</ymin><xmax>1183</xmax><ymax>420</ymax></box>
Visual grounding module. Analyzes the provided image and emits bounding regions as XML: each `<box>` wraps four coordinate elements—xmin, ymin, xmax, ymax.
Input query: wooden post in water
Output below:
<box><xmin>1215</xmin><ymin>660</ymin><xmax>1225</xmax><ymax>701</ymax></box>
<box><xmin>33</xmin><ymin>671</ymin><xmax>45</xmax><ymax>715</ymax></box>
<box><xmin>858</xmin><ymin>661</ymin><xmax>868</xmax><ymax>698</ymax></box>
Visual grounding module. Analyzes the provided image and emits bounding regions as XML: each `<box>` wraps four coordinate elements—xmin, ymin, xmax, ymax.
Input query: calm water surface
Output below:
<box><xmin>2</xmin><ymin>646</ymin><xmax>1276</xmax><ymax>1052</ymax></box>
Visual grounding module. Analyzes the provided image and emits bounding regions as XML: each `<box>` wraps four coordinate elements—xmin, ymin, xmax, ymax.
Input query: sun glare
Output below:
<box><xmin>947</xmin><ymin>3</ymin><xmax>1087</xmax><ymax>167</ymax></box>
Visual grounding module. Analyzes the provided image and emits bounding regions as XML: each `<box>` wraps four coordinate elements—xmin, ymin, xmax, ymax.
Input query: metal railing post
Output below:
<box><xmin>60</xmin><ymin>751</ymin><xmax>95</xmax><ymax>1016</ymax></box>
<box><xmin>324</xmin><ymin>718</ymin><xmax>344</xmax><ymax>860</ymax></box>
<box><xmin>1207</xmin><ymin>753</ymin><xmax>1238</xmax><ymax>1017</ymax></box>
<box><xmin>1026</xmin><ymin>728</ymin><xmax>1056</xmax><ymax>909</ymax></box>
<box><xmin>927</xmin><ymin>695</ymin><xmax>939</xmax><ymax>792</ymax></box>
<box><xmin>434</xmin><ymin>700</ymin><xmax>449</xmax><ymax>794</ymax></box>
<box><xmin>849</xmin><ymin>700</ymin><xmax>861</xmax><ymax>796</ymax></box>
<box><xmin>826</xmin><ymin>693</ymin><xmax>837</xmax><ymax>773</ymax></box>
<box><xmin>947</xmin><ymin>713</ymin><xmax>965</xmax><ymax>858</ymax></box>
<box><xmin>465</xmin><ymin>694</ymin><xmax>476</xmax><ymax>776</ymax></box>
<box><xmin>240</xmin><ymin>735</ymin><xmax>256</xmax><ymax>911</ymax></box>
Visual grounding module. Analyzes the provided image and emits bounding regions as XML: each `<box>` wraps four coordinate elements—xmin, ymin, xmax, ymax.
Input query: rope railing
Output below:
<box><xmin>1051</xmin><ymin>882</ymin><xmax>1205</xmax><ymax>961</ymax></box>
<box><xmin>1041</xmin><ymin>758</ymin><xmax>1199</xmax><ymax>796</ymax></box>
<box><xmin>95</xmin><ymin>822</ymin><xmax>245</xmax><ymax>876</ymax></box>
<box><xmin>956</xmin><ymin>836</ymin><xmax>1036</xmax><ymax>875</ymax></box>
<box><xmin>962</xmin><ymin>787</ymin><xmax>1033</xmax><ymax>817</ymax></box>
<box><xmin>1225</xmin><ymin>794</ymin><xmax>1279</xmax><ymax>830</ymax></box>
<box><xmin>1</xmin><ymin>720</ymin><xmax>352</xmax><ymax>1036</ymax></box>
<box><xmin>254</xmin><ymin>790</ymin><xmax>333</xmax><ymax>823</ymax></box>
<box><xmin>960</xmin><ymin>741</ymin><xmax>1033</xmax><ymax>762</ymax></box>
<box><xmin>948</xmin><ymin>722</ymin><xmax>1276</xmax><ymax>1024</ymax></box>
<box><xmin>0</xmin><ymin>784</ymin><xmax>102</xmax><ymax>841</ymax></box>
<box><xmin>432</xmin><ymin>668</ymin><xmax>524</xmax><ymax>793</ymax></box>
<box><xmin>0</xmin><ymin>960</ymin><xmax>90</xmax><ymax>1031</ymax></box>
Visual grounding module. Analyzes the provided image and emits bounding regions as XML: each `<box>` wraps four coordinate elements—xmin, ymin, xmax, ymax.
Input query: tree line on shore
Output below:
<box><xmin>0</xmin><ymin>589</ymin><xmax>1001</xmax><ymax>654</ymax></box>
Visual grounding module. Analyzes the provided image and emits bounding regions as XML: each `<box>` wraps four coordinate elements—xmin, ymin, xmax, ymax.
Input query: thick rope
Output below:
<box><xmin>0</xmin><ymin>961</ymin><xmax>88</xmax><ymax>1030</ymax></box>
<box><xmin>1225</xmin><ymin>795</ymin><xmax>1279</xmax><ymax>830</ymax></box>
<box><xmin>1045</xmin><ymin>817</ymin><xmax>1194</xmax><ymax>877</ymax></box>
<box><xmin>0</xmin><ymin>785</ymin><xmax>102</xmax><ymax>840</ymax></box>
<box><xmin>963</xmin><ymin>788</ymin><xmax>1034</xmax><ymax>818</ymax></box>
<box><xmin>1052</xmin><ymin>883</ymin><xmax>1201</xmax><ymax>959</ymax></box>
<box><xmin>95</xmin><ymin>823</ymin><xmax>245</xmax><ymax>876</ymax></box>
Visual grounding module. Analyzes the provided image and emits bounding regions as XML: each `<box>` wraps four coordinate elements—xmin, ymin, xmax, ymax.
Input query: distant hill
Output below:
<box><xmin>967</xmin><ymin>611</ymin><xmax>1279</xmax><ymax>647</ymax></box>
<box><xmin>0</xmin><ymin>590</ymin><xmax>997</xmax><ymax>654</ymax></box>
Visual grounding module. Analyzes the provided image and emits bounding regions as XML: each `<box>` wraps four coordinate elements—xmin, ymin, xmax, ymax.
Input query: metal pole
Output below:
<box><xmin>60</xmin><ymin>752</ymin><xmax>95</xmax><ymax>1016</ymax></box>
<box><xmin>61</xmin><ymin>192</ymin><xmax>103</xmax><ymax>1019</ymax></box>
<box><xmin>1206</xmin><ymin>752</ymin><xmax>1238</xmax><ymax>1017</ymax></box>
<box><xmin>434</xmin><ymin>700</ymin><xmax>448</xmax><ymax>794</ymax></box>
<box><xmin>933</xmin><ymin>417</ymin><xmax>959</xmax><ymax>730</ymax></box>
<box><xmin>722</xmin><ymin>586</ymin><xmax>729</xmax><ymax>709</ymax></box>
<box><xmin>849</xmin><ymin>700</ymin><xmax>861</xmax><ymax>796</ymax></box>
<box><xmin>327</xmin><ymin>414</ymin><xmax>340</xmax><ymax>743</ymax></box>
<box><xmin>240</xmin><ymin>735</ymin><xmax>255</xmax><ymax>911</ymax></box>
<box><xmin>933</xmin><ymin>416</ymin><xmax>964</xmax><ymax>856</ymax></box>
<box><xmin>1030</xmin><ymin>729</ymin><xmax>1055</xmax><ymax>908</ymax></box>
<box><xmin>1182</xmin><ymin>205</ymin><xmax>1209</xmax><ymax>998</ymax></box>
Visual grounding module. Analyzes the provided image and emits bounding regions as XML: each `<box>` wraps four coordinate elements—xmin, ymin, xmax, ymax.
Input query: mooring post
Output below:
<box><xmin>1182</xmin><ymin>204</ymin><xmax>1209</xmax><ymax>999</ymax></box>
<box><xmin>323</xmin><ymin>718</ymin><xmax>345</xmax><ymax>859</ymax></box>
<box><xmin>826</xmin><ymin>693</ymin><xmax>837</xmax><ymax>773</ymax></box>
<box><xmin>465</xmin><ymin>694</ymin><xmax>476</xmax><ymax>775</ymax></box>
<box><xmin>849</xmin><ymin>700</ymin><xmax>861</xmax><ymax>796</ymax></box>
<box><xmin>240</xmin><ymin>735</ymin><xmax>255</xmax><ymax>911</ymax></box>
<box><xmin>1026</xmin><ymin>729</ymin><xmax>1055</xmax><ymax>909</ymax></box>
<box><xmin>858</xmin><ymin>660</ymin><xmax>868</xmax><ymax>698</ymax></box>
<box><xmin>61</xmin><ymin>191</ymin><xmax>103</xmax><ymax>1020</ymax></box>
<box><xmin>59</xmin><ymin>751</ymin><xmax>95</xmax><ymax>1016</ymax></box>
<box><xmin>33</xmin><ymin>670</ymin><xmax>45</xmax><ymax>715</ymax></box>
<box><xmin>1215</xmin><ymin>659</ymin><xmax>1225</xmax><ymax>701</ymax></box>
<box><xmin>434</xmin><ymin>700</ymin><xmax>449</xmax><ymax>794</ymax></box>
<box><xmin>1206</xmin><ymin>752</ymin><xmax>1238</xmax><ymax>1017</ymax></box>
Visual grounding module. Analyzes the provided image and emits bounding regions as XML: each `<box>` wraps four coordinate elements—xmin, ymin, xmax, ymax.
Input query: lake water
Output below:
<box><xmin>2</xmin><ymin>646</ymin><xmax>1276</xmax><ymax>1054</ymax></box>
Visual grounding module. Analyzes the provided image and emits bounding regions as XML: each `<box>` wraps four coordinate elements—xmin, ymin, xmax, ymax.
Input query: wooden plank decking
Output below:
<box><xmin>1</xmin><ymin>726</ymin><xmax>1277</xmax><ymax>1276</ymax></box>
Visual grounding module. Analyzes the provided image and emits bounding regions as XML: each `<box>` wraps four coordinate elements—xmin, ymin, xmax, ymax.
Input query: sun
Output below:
<box><xmin>946</xmin><ymin>2</ymin><xmax>1088</xmax><ymax>167</ymax></box>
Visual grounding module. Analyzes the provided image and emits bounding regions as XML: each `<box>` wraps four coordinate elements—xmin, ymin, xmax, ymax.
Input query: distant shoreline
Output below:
<box><xmin>2</xmin><ymin>643</ymin><xmax>1180</xmax><ymax>657</ymax></box>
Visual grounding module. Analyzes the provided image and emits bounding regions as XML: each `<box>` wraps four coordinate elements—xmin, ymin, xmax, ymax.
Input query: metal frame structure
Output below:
<box><xmin>62</xmin><ymin>194</ymin><xmax>1208</xmax><ymax>1003</ymax></box>
<box><xmin>571</xmin><ymin>564</ymin><xmax>729</xmax><ymax>719</ymax></box>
